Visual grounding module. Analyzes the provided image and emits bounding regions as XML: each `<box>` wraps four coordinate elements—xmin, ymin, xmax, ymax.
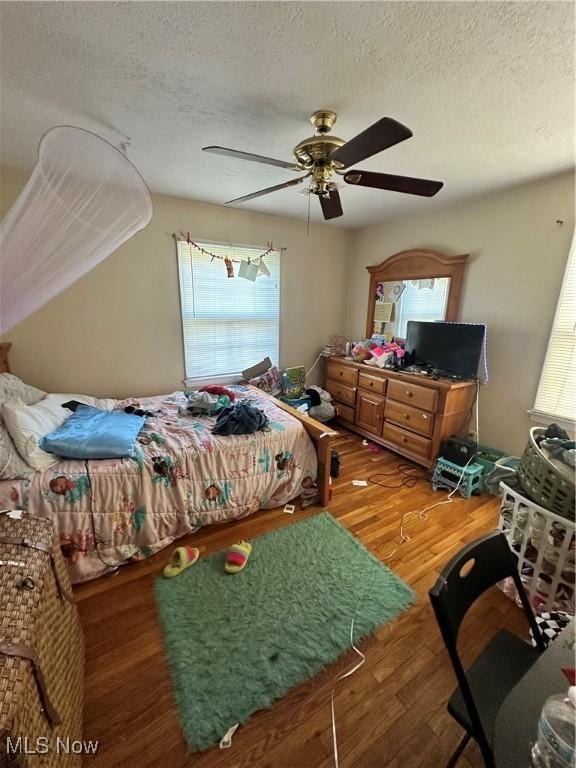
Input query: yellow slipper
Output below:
<box><xmin>163</xmin><ymin>545</ymin><xmax>200</xmax><ymax>578</ymax></box>
<box><xmin>225</xmin><ymin>541</ymin><xmax>252</xmax><ymax>574</ymax></box>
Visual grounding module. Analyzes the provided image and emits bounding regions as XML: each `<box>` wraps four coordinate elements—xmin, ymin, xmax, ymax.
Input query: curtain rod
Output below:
<box><xmin>169</xmin><ymin>232</ymin><xmax>286</xmax><ymax>251</ymax></box>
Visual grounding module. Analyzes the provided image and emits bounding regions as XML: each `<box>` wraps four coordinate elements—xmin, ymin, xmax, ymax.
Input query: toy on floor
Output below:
<box><xmin>432</xmin><ymin>457</ymin><xmax>484</xmax><ymax>498</ymax></box>
<box><xmin>225</xmin><ymin>541</ymin><xmax>252</xmax><ymax>573</ymax></box>
<box><xmin>163</xmin><ymin>545</ymin><xmax>200</xmax><ymax>578</ymax></box>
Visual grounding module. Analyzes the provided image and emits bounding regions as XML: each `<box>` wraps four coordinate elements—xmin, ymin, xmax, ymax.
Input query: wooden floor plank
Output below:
<box><xmin>75</xmin><ymin>428</ymin><xmax>521</xmax><ymax>767</ymax></box>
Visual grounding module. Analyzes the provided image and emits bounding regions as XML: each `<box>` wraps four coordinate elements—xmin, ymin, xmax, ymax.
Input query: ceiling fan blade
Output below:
<box><xmin>203</xmin><ymin>145</ymin><xmax>298</xmax><ymax>170</ymax></box>
<box><xmin>344</xmin><ymin>170</ymin><xmax>443</xmax><ymax>197</ymax></box>
<box><xmin>329</xmin><ymin>118</ymin><xmax>412</xmax><ymax>169</ymax></box>
<box><xmin>226</xmin><ymin>175</ymin><xmax>310</xmax><ymax>205</ymax></box>
<box><xmin>319</xmin><ymin>188</ymin><xmax>343</xmax><ymax>220</ymax></box>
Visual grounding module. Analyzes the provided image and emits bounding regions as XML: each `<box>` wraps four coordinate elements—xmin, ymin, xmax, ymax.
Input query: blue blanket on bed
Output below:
<box><xmin>40</xmin><ymin>405</ymin><xmax>145</xmax><ymax>459</ymax></box>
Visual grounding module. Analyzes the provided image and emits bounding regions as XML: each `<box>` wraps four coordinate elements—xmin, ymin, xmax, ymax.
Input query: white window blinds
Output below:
<box><xmin>177</xmin><ymin>240</ymin><xmax>280</xmax><ymax>380</ymax></box>
<box><xmin>396</xmin><ymin>278</ymin><xmax>450</xmax><ymax>338</ymax></box>
<box><xmin>534</xmin><ymin>233</ymin><xmax>576</xmax><ymax>422</ymax></box>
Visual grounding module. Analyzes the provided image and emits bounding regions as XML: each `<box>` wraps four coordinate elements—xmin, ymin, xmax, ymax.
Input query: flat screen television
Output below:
<box><xmin>405</xmin><ymin>321</ymin><xmax>486</xmax><ymax>379</ymax></box>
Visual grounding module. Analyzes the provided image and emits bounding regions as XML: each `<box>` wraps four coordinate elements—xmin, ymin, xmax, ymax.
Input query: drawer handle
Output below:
<box><xmin>422</xmin><ymin>414</ymin><xmax>429</xmax><ymax>420</ymax></box>
<box><xmin>406</xmin><ymin>391</ymin><xmax>413</xmax><ymax>397</ymax></box>
<box><xmin>402</xmin><ymin>436</ymin><xmax>408</xmax><ymax>442</ymax></box>
<box><xmin>403</xmin><ymin>413</ymin><xmax>409</xmax><ymax>419</ymax></box>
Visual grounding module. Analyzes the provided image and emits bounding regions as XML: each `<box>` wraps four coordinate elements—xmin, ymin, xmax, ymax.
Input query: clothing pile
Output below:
<box><xmin>536</xmin><ymin>423</ymin><xmax>576</xmax><ymax>469</ymax></box>
<box><xmin>485</xmin><ymin>423</ymin><xmax>575</xmax><ymax>497</ymax></box>
<box><xmin>305</xmin><ymin>386</ymin><xmax>335</xmax><ymax>422</ymax></box>
<box><xmin>212</xmin><ymin>401</ymin><xmax>268</xmax><ymax>436</ymax></box>
<box><xmin>179</xmin><ymin>386</ymin><xmax>236</xmax><ymax>417</ymax></box>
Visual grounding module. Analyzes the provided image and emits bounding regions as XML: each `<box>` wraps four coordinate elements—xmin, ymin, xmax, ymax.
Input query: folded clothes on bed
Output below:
<box><xmin>212</xmin><ymin>401</ymin><xmax>268</xmax><ymax>436</ymax></box>
<box><xmin>198</xmin><ymin>385</ymin><xmax>236</xmax><ymax>401</ymax></box>
<box><xmin>40</xmin><ymin>405</ymin><xmax>145</xmax><ymax>459</ymax></box>
<box><xmin>180</xmin><ymin>391</ymin><xmax>231</xmax><ymax>417</ymax></box>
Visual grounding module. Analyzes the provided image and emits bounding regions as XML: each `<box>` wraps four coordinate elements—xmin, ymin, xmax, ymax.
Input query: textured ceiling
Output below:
<box><xmin>0</xmin><ymin>1</ymin><xmax>573</xmax><ymax>228</ymax></box>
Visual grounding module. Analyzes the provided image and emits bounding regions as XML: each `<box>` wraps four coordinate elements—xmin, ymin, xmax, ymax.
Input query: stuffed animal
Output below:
<box><xmin>351</xmin><ymin>341</ymin><xmax>374</xmax><ymax>362</ymax></box>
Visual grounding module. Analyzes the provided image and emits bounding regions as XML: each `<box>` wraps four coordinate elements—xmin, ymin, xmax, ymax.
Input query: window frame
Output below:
<box><xmin>530</xmin><ymin>231</ymin><xmax>575</xmax><ymax>432</ymax></box>
<box><xmin>176</xmin><ymin>238</ymin><xmax>281</xmax><ymax>386</ymax></box>
<box><xmin>395</xmin><ymin>278</ymin><xmax>450</xmax><ymax>339</ymax></box>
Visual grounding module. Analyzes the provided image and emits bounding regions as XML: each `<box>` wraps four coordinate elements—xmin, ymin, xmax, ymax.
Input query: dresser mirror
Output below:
<box><xmin>366</xmin><ymin>249</ymin><xmax>468</xmax><ymax>339</ymax></box>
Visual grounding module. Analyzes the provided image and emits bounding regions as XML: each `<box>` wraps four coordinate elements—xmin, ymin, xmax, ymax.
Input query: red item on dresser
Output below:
<box><xmin>199</xmin><ymin>385</ymin><xmax>236</xmax><ymax>401</ymax></box>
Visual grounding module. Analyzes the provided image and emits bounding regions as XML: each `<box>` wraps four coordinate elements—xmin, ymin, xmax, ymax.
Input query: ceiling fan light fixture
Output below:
<box><xmin>203</xmin><ymin>110</ymin><xmax>443</xmax><ymax>219</ymax></box>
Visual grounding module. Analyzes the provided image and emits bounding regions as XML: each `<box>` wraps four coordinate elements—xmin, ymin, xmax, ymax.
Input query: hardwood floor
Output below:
<box><xmin>75</xmin><ymin>428</ymin><xmax>528</xmax><ymax>768</ymax></box>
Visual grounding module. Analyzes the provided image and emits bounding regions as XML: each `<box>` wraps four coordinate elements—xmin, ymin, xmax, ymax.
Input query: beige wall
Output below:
<box><xmin>1</xmin><ymin>167</ymin><xmax>352</xmax><ymax>397</ymax></box>
<box><xmin>2</xmin><ymin>165</ymin><xmax>572</xmax><ymax>454</ymax></box>
<box><xmin>345</xmin><ymin>172</ymin><xmax>574</xmax><ymax>455</ymax></box>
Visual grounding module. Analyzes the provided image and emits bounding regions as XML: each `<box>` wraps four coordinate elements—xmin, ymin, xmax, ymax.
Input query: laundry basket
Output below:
<box><xmin>498</xmin><ymin>482</ymin><xmax>575</xmax><ymax>614</ymax></box>
<box><xmin>518</xmin><ymin>427</ymin><xmax>575</xmax><ymax>521</ymax></box>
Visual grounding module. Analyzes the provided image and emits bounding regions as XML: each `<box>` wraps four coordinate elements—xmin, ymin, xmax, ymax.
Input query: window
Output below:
<box><xmin>177</xmin><ymin>240</ymin><xmax>280</xmax><ymax>381</ymax></box>
<box><xmin>396</xmin><ymin>278</ymin><xmax>450</xmax><ymax>338</ymax></box>
<box><xmin>533</xmin><ymin>233</ymin><xmax>576</xmax><ymax>423</ymax></box>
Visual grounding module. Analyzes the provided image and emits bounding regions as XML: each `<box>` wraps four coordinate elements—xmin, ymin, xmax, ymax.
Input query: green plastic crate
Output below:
<box><xmin>475</xmin><ymin>444</ymin><xmax>507</xmax><ymax>476</ymax></box>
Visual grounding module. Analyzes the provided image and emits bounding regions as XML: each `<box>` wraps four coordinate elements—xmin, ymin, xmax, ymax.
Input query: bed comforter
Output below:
<box><xmin>0</xmin><ymin>388</ymin><xmax>318</xmax><ymax>583</ymax></box>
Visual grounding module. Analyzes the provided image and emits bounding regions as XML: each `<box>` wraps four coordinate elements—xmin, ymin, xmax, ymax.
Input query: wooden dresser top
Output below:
<box><xmin>325</xmin><ymin>356</ymin><xmax>476</xmax><ymax>392</ymax></box>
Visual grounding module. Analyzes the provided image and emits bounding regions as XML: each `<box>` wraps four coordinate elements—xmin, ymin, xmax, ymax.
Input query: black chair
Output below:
<box><xmin>429</xmin><ymin>531</ymin><xmax>546</xmax><ymax>768</ymax></box>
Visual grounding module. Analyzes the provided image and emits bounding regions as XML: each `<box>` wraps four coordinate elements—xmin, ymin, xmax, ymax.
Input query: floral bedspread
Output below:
<box><xmin>0</xmin><ymin>388</ymin><xmax>318</xmax><ymax>583</ymax></box>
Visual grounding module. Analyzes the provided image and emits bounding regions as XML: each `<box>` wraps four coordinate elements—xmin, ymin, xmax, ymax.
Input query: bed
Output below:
<box><xmin>0</xmin><ymin>344</ymin><xmax>336</xmax><ymax>583</ymax></box>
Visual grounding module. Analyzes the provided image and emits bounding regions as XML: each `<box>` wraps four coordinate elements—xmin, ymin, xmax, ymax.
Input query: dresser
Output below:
<box><xmin>325</xmin><ymin>357</ymin><xmax>476</xmax><ymax>468</ymax></box>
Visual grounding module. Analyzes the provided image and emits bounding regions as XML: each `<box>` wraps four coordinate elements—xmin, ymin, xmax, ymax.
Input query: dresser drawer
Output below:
<box><xmin>387</xmin><ymin>379</ymin><xmax>438</xmax><ymax>412</ymax></box>
<box><xmin>325</xmin><ymin>379</ymin><xmax>356</xmax><ymax>407</ymax></box>
<box><xmin>385</xmin><ymin>399</ymin><xmax>435</xmax><ymax>438</ymax></box>
<box><xmin>326</xmin><ymin>360</ymin><xmax>358</xmax><ymax>387</ymax></box>
<box><xmin>334</xmin><ymin>402</ymin><xmax>355</xmax><ymax>424</ymax></box>
<box><xmin>358</xmin><ymin>372</ymin><xmax>387</xmax><ymax>395</ymax></box>
<box><xmin>383</xmin><ymin>422</ymin><xmax>432</xmax><ymax>459</ymax></box>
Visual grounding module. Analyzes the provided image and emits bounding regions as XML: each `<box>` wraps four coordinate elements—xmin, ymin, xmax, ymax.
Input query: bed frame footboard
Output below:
<box><xmin>252</xmin><ymin>387</ymin><xmax>338</xmax><ymax>508</ymax></box>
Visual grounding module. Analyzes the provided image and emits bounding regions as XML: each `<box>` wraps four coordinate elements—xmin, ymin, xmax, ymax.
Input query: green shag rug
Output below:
<box><xmin>154</xmin><ymin>512</ymin><xmax>414</xmax><ymax>751</ymax></box>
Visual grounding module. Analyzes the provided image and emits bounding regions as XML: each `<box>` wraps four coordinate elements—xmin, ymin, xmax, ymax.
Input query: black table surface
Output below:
<box><xmin>494</xmin><ymin>620</ymin><xmax>575</xmax><ymax>767</ymax></box>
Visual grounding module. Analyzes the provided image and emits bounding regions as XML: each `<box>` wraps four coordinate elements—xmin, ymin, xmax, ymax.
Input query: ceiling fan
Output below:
<box><xmin>202</xmin><ymin>110</ymin><xmax>443</xmax><ymax>220</ymax></box>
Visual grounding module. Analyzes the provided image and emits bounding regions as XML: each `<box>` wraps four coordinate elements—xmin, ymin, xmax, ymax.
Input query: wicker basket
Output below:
<box><xmin>0</xmin><ymin>514</ymin><xmax>84</xmax><ymax>767</ymax></box>
<box><xmin>518</xmin><ymin>427</ymin><xmax>575</xmax><ymax>521</ymax></box>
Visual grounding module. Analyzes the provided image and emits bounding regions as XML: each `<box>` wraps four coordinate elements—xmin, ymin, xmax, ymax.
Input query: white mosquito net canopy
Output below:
<box><xmin>0</xmin><ymin>126</ymin><xmax>153</xmax><ymax>334</ymax></box>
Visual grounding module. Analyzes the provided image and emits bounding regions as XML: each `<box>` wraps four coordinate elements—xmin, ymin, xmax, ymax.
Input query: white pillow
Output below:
<box><xmin>1</xmin><ymin>393</ymin><xmax>116</xmax><ymax>471</ymax></box>
<box><xmin>50</xmin><ymin>393</ymin><xmax>116</xmax><ymax>412</ymax></box>
<box><xmin>0</xmin><ymin>423</ymin><xmax>34</xmax><ymax>479</ymax></box>
<box><xmin>0</xmin><ymin>373</ymin><xmax>46</xmax><ymax>405</ymax></box>
<box><xmin>0</xmin><ymin>373</ymin><xmax>47</xmax><ymax>479</ymax></box>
